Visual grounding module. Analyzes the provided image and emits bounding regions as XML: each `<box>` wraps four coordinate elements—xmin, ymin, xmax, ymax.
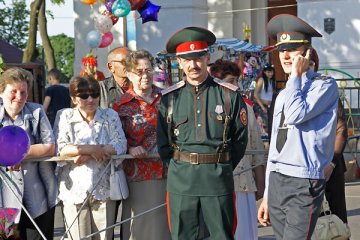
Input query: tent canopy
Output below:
<box><xmin>211</xmin><ymin>38</ymin><xmax>264</xmax><ymax>53</ymax></box>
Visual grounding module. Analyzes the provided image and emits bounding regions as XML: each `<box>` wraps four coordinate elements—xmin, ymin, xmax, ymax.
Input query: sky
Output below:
<box><xmin>5</xmin><ymin>0</ymin><xmax>75</xmax><ymax>40</ymax></box>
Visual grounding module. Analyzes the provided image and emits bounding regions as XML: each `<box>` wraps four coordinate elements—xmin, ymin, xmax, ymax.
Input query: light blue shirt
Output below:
<box><xmin>265</xmin><ymin>70</ymin><xmax>338</xmax><ymax>198</ymax></box>
<box><xmin>0</xmin><ymin>101</ymin><xmax>57</xmax><ymax>220</ymax></box>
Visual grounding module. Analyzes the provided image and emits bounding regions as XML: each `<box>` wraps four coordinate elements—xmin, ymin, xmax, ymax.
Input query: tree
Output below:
<box><xmin>22</xmin><ymin>0</ymin><xmax>64</xmax><ymax>69</ymax></box>
<box><xmin>38</xmin><ymin>34</ymin><xmax>75</xmax><ymax>82</ymax></box>
<box><xmin>0</xmin><ymin>0</ymin><xmax>30</xmax><ymax>49</ymax></box>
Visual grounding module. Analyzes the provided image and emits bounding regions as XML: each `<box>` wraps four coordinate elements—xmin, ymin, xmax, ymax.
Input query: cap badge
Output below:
<box><xmin>280</xmin><ymin>33</ymin><xmax>291</xmax><ymax>42</ymax></box>
<box><xmin>190</xmin><ymin>43</ymin><xmax>195</xmax><ymax>51</ymax></box>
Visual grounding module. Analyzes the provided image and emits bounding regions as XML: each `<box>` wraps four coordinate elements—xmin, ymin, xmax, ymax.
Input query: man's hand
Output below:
<box><xmin>128</xmin><ymin>146</ymin><xmax>148</xmax><ymax>158</ymax></box>
<box><xmin>290</xmin><ymin>48</ymin><xmax>312</xmax><ymax>78</ymax></box>
<box><xmin>324</xmin><ymin>163</ymin><xmax>335</xmax><ymax>182</ymax></box>
<box><xmin>258</xmin><ymin>199</ymin><xmax>270</xmax><ymax>226</ymax></box>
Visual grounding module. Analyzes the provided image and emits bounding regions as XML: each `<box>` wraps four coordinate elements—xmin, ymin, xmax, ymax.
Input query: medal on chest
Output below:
<box><xmin>215</xmin><ymin>105</ymin><xmax>224</xmax><ymax>121</ymax></box>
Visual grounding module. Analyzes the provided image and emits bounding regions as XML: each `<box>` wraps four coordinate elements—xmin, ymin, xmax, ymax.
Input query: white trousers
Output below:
<box><xmin>234</xmin><ymin>192</ymin><xmax>258</xmax><ymax>240</ymax></box>
<box><xmin>62</xmin><ymin>197</ymin><xmax>116</xmax><ymax>240</ymax></box>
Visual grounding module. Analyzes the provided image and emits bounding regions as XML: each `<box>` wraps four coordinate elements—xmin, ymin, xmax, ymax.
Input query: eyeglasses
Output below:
<box><xmin>77</xmin><ymin>92</ymin><xmax>100</xmax><ymax>100</ymax></box>
<box><xmin>132</xmin><ymin>69</ymin><xmax>154</xmax><ymax>77</ymax></box>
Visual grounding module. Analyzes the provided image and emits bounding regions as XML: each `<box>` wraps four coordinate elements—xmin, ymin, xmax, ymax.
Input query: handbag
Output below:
<box><xmin>109</xmin><ymin>160</ymin><xmax>129</xmax><ymax>200</ymax></box>
<box><xmin>312</xmin><ymin>196</ymin><xmax>351</xmax><ymax>240</ymax></box>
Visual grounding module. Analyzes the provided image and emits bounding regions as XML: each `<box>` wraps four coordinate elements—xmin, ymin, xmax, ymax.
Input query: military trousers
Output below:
<box><xmin>268</xmin><ymin>172</ymin><xmax>325</xmax><ymax>240</ymax></box>
<box><xmin>166</xmin><ymin>192</ymin><xmax>236</xmax><ymax>240</ymax></box>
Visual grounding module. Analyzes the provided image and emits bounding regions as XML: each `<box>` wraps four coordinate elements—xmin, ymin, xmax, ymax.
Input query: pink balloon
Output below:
<box><xmin>98</xmin><ymin>32</ymin><xmax>114</xmax><ymax>48</ymax></box>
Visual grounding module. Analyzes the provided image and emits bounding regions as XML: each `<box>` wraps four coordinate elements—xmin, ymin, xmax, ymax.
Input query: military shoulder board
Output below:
<box><xmin>161</xmin><ymin>80</ymin><xmax>186</xmax><ymax>95</ymax></box>
<box><xmin>213</xmin><ymin>78</ymin><xmax>239</xmax><ymax>91</ymax></box>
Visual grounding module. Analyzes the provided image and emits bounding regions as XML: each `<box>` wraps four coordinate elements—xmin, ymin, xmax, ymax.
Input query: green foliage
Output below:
<box><xmin>0</xmin><ymin>0</ymin><xmax>29</xmax><ymax>49</ymax></box>
<box><xmin>38</xmin><ymin>34</ymin><xmax>75</xmax><ymax>83</ymax></box>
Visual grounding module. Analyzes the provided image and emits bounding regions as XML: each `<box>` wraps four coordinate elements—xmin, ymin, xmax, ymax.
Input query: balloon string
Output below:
<box><xmin>0</xmin><ymin>169</ymin><xmax>47</xmax><ymax>240</ymax></box>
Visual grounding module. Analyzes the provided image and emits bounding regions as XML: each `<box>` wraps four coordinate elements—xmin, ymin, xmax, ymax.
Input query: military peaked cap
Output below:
<box><xmin>266</xmin><ymin>14</ymin><xmax>322</xmax><ymax>51</ymax></box>
<box><xmin>166</xmin><ymin>27</ymin><xmax>216</xmax><ymax>58</ymax></box>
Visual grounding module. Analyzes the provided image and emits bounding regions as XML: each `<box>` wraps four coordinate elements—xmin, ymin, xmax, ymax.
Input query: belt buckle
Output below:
<box><xmin>189</xmin><ymin>153</ymin><xmax>199</xmax><ymax>164</ymax></box>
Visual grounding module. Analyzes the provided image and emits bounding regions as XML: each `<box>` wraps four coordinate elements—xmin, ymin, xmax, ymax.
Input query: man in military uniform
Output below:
<box><xmin>99</xmin><ymin>47</ymin><xmax>131</xmax><ymax>108</ymax></box>
<box><xmin>157</xmin><ymin>27</ymin><xmax>248</xmax><ymax>240</ymax></box>
<box><xmin>257</xmin><ymin>14</ymin><xmax>339</xmax><ymax>239</ymax></box>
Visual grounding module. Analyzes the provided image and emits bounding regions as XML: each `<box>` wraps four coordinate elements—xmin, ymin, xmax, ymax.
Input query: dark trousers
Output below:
<box><xmin>268</xmin><ymin>172</ymin><xmax>325</xmax><ymax>240</ymax></box>
<box><xmin>18</xmin><ymin>206</ymin><xmax>56</xmax><ymax>240</ymax></box>
<box><xmin>325</xmin><ymin>166</ymin><xmax>348</xmax><ymax>223</ymax></box>
<box><xmin>167</xmin><ymin>192</ymin><xmax>236</xmax><ymax>240</ymax></box>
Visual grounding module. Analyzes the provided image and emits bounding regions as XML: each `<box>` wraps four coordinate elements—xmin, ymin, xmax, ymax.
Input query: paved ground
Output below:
<box><xmin>53</xmin><ymin>179</ymin><xmax>360</xmax><ymax>239</ymax></box>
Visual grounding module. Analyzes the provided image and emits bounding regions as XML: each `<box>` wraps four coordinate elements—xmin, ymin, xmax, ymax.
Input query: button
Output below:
<box><xmin>197</xmin><ymin>124</ymin><xmax>201</xmax><ymax>127</ymax></box>
<box><xmin>197</xmin><ymin>110</ymin><xmax>200</xmax><ymax>114</ymax></box>
<box><xmin>197</xmin><ymin>96</ymin><xmax>200</xmax><ymax>100</ymax></box>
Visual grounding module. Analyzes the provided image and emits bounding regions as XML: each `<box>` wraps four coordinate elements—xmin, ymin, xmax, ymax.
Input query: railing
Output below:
<box><xmin>1</xmin><ymin>150</ymin><xmax>268</xmax><ymax>240</ymax></box>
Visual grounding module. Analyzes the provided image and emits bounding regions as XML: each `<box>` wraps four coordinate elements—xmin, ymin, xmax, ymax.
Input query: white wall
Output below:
<box><xmin>298</xmin><ymin>0</ymin><xmax>360</xmax><ymax>78</ymax></box>
<box><xmin>136</xmin><ymin>0</ymin><xmax>208</xmax><ymax>55</ymax></box>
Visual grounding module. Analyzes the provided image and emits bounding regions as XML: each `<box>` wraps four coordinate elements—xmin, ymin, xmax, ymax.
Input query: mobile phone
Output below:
<box><xmin>302</xmin><ymin>47</ymin><xmax>313</xmax><ymax>59</ymax></box>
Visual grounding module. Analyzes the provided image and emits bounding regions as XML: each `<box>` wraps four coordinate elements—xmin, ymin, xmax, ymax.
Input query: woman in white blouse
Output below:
<box><xmin>54</xmin><ymin>76</ymin><xmax>127</xmax><ymax>240</ymax></box>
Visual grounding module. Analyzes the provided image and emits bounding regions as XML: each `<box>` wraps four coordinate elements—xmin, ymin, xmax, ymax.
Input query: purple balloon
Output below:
<box><xmin>137</xmin><ymin>0</ymin><xmax>161</xmax><ymax>24</ymax></box>
<box><xmin>105</xmin><ymin>0</ymin><xmax>116</xmax><ymax>12</ymax></box>
<box><xmin>0</xmin><ymin>126</ymin><xmax>30</xmax><ymax>166</ymax></box>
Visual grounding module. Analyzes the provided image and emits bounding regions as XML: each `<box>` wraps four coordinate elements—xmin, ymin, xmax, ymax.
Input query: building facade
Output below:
<box><xmin>73</xmin><ymin>0</ymin><xmax>360</xmax><ymax>80</ymax></box>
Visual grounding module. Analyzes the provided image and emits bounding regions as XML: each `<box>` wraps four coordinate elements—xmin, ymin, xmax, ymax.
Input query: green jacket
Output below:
<box><xmin>157</xmin><ymin>76</ymin><xmax>248</xmax><ymax>196</ymax></box>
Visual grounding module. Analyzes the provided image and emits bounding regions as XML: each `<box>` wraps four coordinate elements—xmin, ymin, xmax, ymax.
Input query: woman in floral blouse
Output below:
<box><xmin>113</xmin><ymin>50</ymin><xmax>170</xmax><ymax>240</ymax></box>
<box><xmin>54</xmin><ymin>75</ymin><xmax>127</xmax><ymax>240</ymax></box>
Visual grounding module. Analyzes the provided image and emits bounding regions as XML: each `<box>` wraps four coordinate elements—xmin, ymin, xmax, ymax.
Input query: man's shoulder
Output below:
<box><xmin>99</xmin><ymin>76</ymin><xmax>114</xmax><ymax>88</ymax></box>
<box><xmin>161</xmin><ymin>80</ymin><xmax>186</xmax><ymax>96</ymax></box>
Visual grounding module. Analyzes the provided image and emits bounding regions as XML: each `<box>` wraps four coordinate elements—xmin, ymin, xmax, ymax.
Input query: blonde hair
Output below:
<box><xmin>0</xmin><ymin>67</ymin><xmax>33</xmax><ymax>93</ymax></box>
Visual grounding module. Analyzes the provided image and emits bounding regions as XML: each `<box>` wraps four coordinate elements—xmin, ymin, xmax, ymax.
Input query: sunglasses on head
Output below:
<box><xmin>77</xmin><ymin>92</ymin><xmax>100</xmax><ymax>100</ymax></box>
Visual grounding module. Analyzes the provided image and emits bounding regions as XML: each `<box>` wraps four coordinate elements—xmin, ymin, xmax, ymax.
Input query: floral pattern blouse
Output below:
<box><xmin>113</xmin><ymin>87</ymin><xmax>167</xmax><ymax>182</ymax></box>
<box><xmin>54</xmin><ymin>107</ymin><xmax>127</xmax><ymax>205</ymax></box>
<box><xmin>233</xmin><ymin>100</ymin><xmax>266</xmax><ymax>192</ymax></box>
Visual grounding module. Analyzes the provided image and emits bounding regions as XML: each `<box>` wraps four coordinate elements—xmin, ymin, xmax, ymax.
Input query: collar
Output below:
<box><xmin>301</xmin><ymin>69</ymin><xmax>319</xmax><ymax>87</ymax></box>
<box><xmin>67</xmin><ymin>107</ymin><xmax>107</xmax><ymax>125</ymax></box>
<box><xmin>0</xmin><ymin>101</ymin><xmax>35</xmax><ymax>126</ymax></box>
<box><xmin>120</xmin><ymin>86</ymin><xmax>161</xmax><ymax>104</ymax></box>
<box><xmin>185</xmin><ymin>74</ymin><xmax>213</xmax><ymax>94</ymax></box>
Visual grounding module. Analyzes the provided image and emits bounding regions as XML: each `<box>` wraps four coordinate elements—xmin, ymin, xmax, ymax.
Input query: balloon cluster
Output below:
<box><xmin>83</xmin><ymin>0</ymin><xmax>162</xmax><ymax>49</ymax></box>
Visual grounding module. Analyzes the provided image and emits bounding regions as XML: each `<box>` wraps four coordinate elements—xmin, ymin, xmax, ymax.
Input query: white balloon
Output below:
<box><xmin>94</xmin><ymin>13</ymin><xmax>113</xmax><ymax>34</ymax></box>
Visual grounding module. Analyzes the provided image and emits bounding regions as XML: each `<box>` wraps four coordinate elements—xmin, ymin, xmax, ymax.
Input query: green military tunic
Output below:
<box><xmin>157</xmin><ymin>75</ymin><xmax>248</xmax><ymax>197</ymax></box>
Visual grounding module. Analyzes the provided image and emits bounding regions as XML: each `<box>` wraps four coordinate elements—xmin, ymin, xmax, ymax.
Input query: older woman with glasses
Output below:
<box><xmin>113</xmin><ymin>50</ymin><xmax>170</xmax><ymax>240</ymax></box>
<box><xmin>54</xmin><ymin>75</ymin><xmax>127</xmax><ymax>240</ymax></box>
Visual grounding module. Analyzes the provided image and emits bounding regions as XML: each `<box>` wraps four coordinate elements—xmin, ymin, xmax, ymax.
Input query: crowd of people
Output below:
<box><xmin>0</xmin><ymin>13</ymin><xmax>350</xmax><ymax>240</ymax></box>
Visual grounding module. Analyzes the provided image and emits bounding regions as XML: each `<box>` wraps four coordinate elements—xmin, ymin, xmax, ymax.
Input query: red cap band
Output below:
<box><xmin>176</xmin><ymin>41</ymin><xmax>208</xmax><ymax>54</ymax></box>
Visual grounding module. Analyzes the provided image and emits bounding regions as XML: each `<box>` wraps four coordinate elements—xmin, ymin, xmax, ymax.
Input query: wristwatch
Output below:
<box><xmin>329</xmin><ymin>162</ymin><xmax>336</xmax><ymax>169</ymax></box>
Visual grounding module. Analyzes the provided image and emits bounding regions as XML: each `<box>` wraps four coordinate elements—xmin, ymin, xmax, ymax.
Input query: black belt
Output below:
<box><xmin>173</xmin><ymin>150</ymin><xmax>230</xmax><ymax>164</ymax></box>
